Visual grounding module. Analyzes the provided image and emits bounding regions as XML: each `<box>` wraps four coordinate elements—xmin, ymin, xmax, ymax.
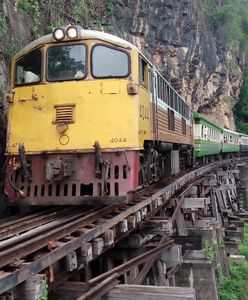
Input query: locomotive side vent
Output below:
<box><xmin>53</xmin><ymin>103</ymin><xmax>75</xmax><ymax>124</ymax></box>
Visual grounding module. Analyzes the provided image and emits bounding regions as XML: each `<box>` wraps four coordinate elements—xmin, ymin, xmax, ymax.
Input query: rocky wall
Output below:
<box><xmin>113</xmin><ymin>0</ymin><xmax>244</xmax><ymax>129</ymax></box>
<box><xmin>0</xmin><ymin>0</ymin><xmax>245</xmax><ymax>162</ymax></box>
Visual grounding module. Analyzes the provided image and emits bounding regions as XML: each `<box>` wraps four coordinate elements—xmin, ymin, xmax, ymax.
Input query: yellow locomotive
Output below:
<box><xmin>5</xmin><ymin>25</ymin><xmax>193</xmax><ymax>205</ymax></box>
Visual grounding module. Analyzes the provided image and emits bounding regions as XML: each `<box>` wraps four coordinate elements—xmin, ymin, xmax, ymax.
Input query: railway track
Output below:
<box><xmin>0</xmin><ymin>157</ymin><xmax>247</xmax><ymax>295</ymax></box>
<box><xmin>0</xmin><ymin>204</ymin><xmax>119</xmax><ymax>268</ymax></box>
<box><xmin>0</xmin><ymin>206</ymin><xmax>83</xmax><ymax>241</ymax></box>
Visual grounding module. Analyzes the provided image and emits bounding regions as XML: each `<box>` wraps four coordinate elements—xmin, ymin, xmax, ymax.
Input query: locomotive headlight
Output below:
<box><xmin>53</xmin><ymin>28</ymin><xmax>65</xmax><ymax>41</ymax></box>
<box><xmin>67</xmin><ymin>26</ymin><xmax>78</xmax><ymax>39</ymax></box>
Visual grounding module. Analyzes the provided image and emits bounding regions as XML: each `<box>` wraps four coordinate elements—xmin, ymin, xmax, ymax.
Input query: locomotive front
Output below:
<box><xmin>4</xmin><ymin>26</ymin><xmax>146</xmax><ymax>205</ymax></box>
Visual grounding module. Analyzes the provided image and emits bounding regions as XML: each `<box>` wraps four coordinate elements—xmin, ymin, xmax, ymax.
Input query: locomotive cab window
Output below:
<box><xmin>92</xmin><ymin>45</ymin><xmax>130</xmax><ymax>78</ymax></box>
<box><xmin>15</xmin><ymin>49</ymin><xmax>42</xmax><ymax>85</ymax></box>
<box><xmin>47</xmin><ymin>44</ymin><xmax>86</xmax><ymax>81</ymax></box>
<box><xmin>149</xmin><ymin>69</ymin><xmax>153</xmax><ymax>92</ymax></box>
<box><xmin>139</xmin><ymin>57</ymin><xmax>148</xmax><ymax>88</ymax></box>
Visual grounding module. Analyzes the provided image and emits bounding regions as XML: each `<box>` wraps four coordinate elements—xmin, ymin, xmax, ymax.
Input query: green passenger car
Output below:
<box><xmin>240</xmin><ymin>133</ymin><xmax>248</xmax><ymax>152</ymax></box>
<box><xmin>193</xmin><ymin>112</ymin><xmax>222</xmax><ymax>158</ymax></box>
<box><xmin>222</xmin><ymin>129</ymin><xmax>240</xmax><ymax>153</ymax></box>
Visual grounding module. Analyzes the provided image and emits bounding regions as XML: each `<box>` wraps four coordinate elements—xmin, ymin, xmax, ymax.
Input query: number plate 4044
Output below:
<box><xmin>110</xmin><ymin>138</ymin><xmax>127</xmax><ymax>143</ymax></box>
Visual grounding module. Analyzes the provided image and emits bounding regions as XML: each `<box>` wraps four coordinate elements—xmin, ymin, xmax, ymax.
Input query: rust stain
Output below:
<box><xmin>33</xmin><ymin>105</ymin><xmax>43</xmax><ymax>111</ymax></box>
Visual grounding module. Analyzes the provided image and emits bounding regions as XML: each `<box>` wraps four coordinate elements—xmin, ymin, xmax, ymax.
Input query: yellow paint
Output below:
<box><xmin>7</xmin><ymin>40</ymin><xmax>154</xmax><ymax>154</ymax></box>
<box><xmin>101</xmin><ymin>80</ymin><xmax>120</xmax><ymax>94</ymax></box>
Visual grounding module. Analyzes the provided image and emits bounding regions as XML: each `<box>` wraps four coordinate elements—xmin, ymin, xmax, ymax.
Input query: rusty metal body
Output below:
<box><xmin>5</xmin><ymin>151</ymin><xmax>138</xmax><ymax>205</ymax></box>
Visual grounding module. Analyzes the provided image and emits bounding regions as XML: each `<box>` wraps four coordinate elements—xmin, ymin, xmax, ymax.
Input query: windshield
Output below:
<box><xmin>15</xmin><ymin>49</ymin><xmax>42</xmax><ymax>85</ymax></box>
<box><xmin>47</xmin><ymin>44</ymin><xmax>86</xmax><ymax>81</ymax></box>
<box><xmin>92</xmin><ymin>45</ymin><xmax>130</xmax><ymax>78</ymax></box>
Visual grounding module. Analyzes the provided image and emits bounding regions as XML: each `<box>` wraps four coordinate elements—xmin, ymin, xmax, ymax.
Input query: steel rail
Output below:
<box><xmin>87</xmin><ymin>239</ymin><xmax>174</xmax><ymax>286</ymax></box>
<box><xmin>0</xmin><ymin>157</ymin><xmax>247</xmax><ymax>294</ymax></box>
<box><xmin>0</xmin><ymin>207</ymin><xmax>59</xmax><ymax>229</ymax></box>
<box><xmin>0</xmin><ymin>205</ymin><xmax>119</xmax><ymax>268</ymax></box>
<box><xmin>132</xmin><ymin>235</ymin><xmax>169</xmax><ymax>285</ymax></box>
<box><xmin>76</xmin><ymin>239</ymin><xmax>174</xmax><ymax>299</ymax></box>
<box><xmin>0</xmin><ymin>206</ymin><xmax>82</xmax><ymax>241</ymax></box>
<box><xmin>76</xmin><ymin>273</ymin><xmax>120</xmax><ymax>300</ymax></box>
<box><xmin>171</xmin><ymin>177</ymin><xmax>205</xmax><ymax>225</ymax></box>
<box><xmin>0</xmin><ymin>210</ymin><xmax>89</xmax><ymax>250</ymax></box>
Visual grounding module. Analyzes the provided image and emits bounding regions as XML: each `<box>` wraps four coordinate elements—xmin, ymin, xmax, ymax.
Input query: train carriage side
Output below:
<box><xmin>240</xmin><ymin>133</ymin><xmax>248</xmax><ymax>153</ymax></box>
<box><xmin>193</xmin><ymin>112</ymin><xmax>222</xmax><ymax>158</ymax></box>
<box><xmin>148</xmin><ymin>70</ymin><xmax>194</xmax><ymax>172</ymax></box>
<box><xmin>129</xmin><ymin>53</ymin><xmax>194</xmax><ymax>183</ymax></box>
<box><xmin>154</xmin><ymin>74</ymin><xmax>193</xmax><ymax>147</ymax></box>
<box><xmin>222</xmin><ymin>129</ymin><xmax>240</xmax><ymax>155</ymax></box>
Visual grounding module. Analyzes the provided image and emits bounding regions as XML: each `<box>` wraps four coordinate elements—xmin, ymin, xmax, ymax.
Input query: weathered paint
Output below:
<box><xmin>194</xmin><ymin>140</ymin><xmax>222</xmax><ymax>157</ymax></box>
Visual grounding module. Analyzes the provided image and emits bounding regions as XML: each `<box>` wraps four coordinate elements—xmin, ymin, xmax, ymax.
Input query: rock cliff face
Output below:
<box><xmin>113</xmin><ymin>0</ymin><xmax>244</xmax><ymax>129</ymax></box>
<box><xmin>0</xmin><ymin>0</ymin><xmax>244</xmax><ymax>158</ymax></box>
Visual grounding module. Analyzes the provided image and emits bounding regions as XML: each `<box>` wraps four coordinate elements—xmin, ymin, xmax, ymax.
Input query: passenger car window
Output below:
<box><xmin>47</xmin><ymin>44</ymin><xmax>86</xmax><ymax>81</ymax></box>
<box><xmin>92</xmin><ymin>45</ymin><xmax>129</xmax><ymax>78</ymax></box>
<box><xmin>15</xmin><ymin>49</ymin><xmax>42</xmax><ymax>85</ymax></box>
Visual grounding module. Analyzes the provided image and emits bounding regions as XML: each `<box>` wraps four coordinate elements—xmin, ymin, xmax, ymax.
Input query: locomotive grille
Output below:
<box><xmin>53</xmin><ymin>104</ymin><xmax>75</xmax><ymax>124</ymax></box>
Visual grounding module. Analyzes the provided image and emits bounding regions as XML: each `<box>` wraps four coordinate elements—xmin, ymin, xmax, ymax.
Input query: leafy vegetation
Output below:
<box><xmin>4</xmin><ymin>41</ymin><xmax>21</xmax><ymax>60</ymax></box>
<box><xmin>202</xmin><ymin>0</ymin><xmax>248</xmax><ymax>52</ymax></box>
<box><xmin>201</xmin><ymin>0</ymin><xmax>248</xmax><ymax>133</ymax></box>
<box><xmin>239</xmin><ymin>223</ymin><xmax>248</xmax><ymax>259</ymax></box>
<box><xmin>0</xmin><ymin>11</ymin><xmax>6</xmax><ymax>41</ymax></box>
<box><xmin>107</xmin><ymin>0</ymin><xmax>114</xmax><ymax>15</ymax></box>
<box><xmin>43</xmin><ymin>0</ymin><xmax>113</xmax><ymax>34</ymax></box>
<box><xmin>39</xmin><ymin>280</ymin><xmax>48</xmax><ymax>300</ymax></box>
<box><xmin>234</xmin><ymin>73</ymin><xmax>248</xmax><ymax>134</ymax></box>
<box><xmin>73</xmin><ymin>1</ymin><xmax>89</xmax><ymax>23</ymax></box>
<box><xmin>218</xmin><ymin>260</ymin><xmax>248</xmax><ymax>300</ymax></box>
<box><xmin>18</xmin><ymin>0</ymin><xmax>41</xmax><ymax>38</ymax></box>
<box><xmin>218</xmin><ymin>224</ymin><xmax>248</xmax><ymax>300</ymax></box>
<box><xmin>204</xmin><ymin>241</ymin><xmax>215</xmax><ymax>261</ymax></box>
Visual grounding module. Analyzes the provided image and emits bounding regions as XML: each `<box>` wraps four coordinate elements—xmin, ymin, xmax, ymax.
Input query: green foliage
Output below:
<box><xmin>208</xmin><ymin>1</ymin><xmax>248</xmax><ymax>130</ymax></box>
<box><xmin>200</xmin><ymin>0</ymin><xmax>248</xmax><ymax>57</ymax></box>
<box><xmin>105</xmin><ymin>24</ymin><xmax>114</xmax><ymax>32</ymax></box>
<box><xmin>73</xmin><ymin>1</ymin><xmax>88</xmax><ymax>23</ymax></box>
<box><xmin>0</xmin><ymin>82</ymin><xmax>4</xmax><ymax>102</ymax></box>
<box><xmin>0</xmin><ymin>12</ymin><xmax>6</xmax><ymax>41</ymax></box>
<box><xmin>227</xmin><ymin>59</ymin><xmax>239</xmax><ymax>75</ymax></box>
<box><xmin>39</xmin><ymin>280</ymin><xmax>48</xmax><ymax>300</ymax></box>
<box><xmin>199</xmin><ymin>0</ymin><xmax>215</xmax><ymax>15</ymax></box>
<box><xmin>17</xmin><ymin>0</ymin><xmax>30</xmax><ymax>11</ymax></box>
<box><xmin>70</xmin><ymin>0</ymin><xmax>113</xmax><ymax>30</ymax></box>
<box><xmin>239</xmin><ymin>224</ymin><xmax>248</xmax><ymax>259</ymax></box>
<box><xmin>234</xmin><ymin>73</ymin><xmax>248</xmax><ymax>134</ymax></box>
<box><xmin>46</xmin><ymin>21</ymin><xmax>64</xmax><ymax>34</ymax></box>
<box><xmin>218</xmin><ymin>224</ymin><xmax>248</xmax><ymax>299</ymax></box>
<box><xmin>204</xmin><ymin>241</ymin><xmax>215</xmax><ymax>261</ymax></box>
<box><xmin>72</xmin><ymin>0</ymin><xmax>99</xmax><ymax>27</ymax></box>
<box><xmin>4</xmin><ymin>41</ymin><xmax>21</xmax><ymax>60</ymax></box>
<box><xmin>218</xmin><ymin>261</ymin><xmax>248</xmax><ymax>300</ymax></box>
<box><xmin>209</xmin><ymin>0</ymin><xmax>248</xmax><ymax>54</ymax></box>
<box><xmin>18</xmin><ymin>0</ymin><xmax>41</xmax><ymax>38</ymax></box>
<box><xmin>107</xmin><ymin>0</ymin><xmax>114</xmax><ymax>15</ymax></box>
<box><xmin>216</xmin><ymin>234</ymin><xmax>224</xmax><ymax>248</ymax></box>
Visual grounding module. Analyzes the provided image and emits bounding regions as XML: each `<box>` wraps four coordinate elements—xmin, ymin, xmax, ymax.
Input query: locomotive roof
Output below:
<box><xmin>239</xmin><ymin>132</ymin><xmax>248</xmax><ymax>137</ymax></box>
<box><xmin>13</xmin><ymin>29</ymin><xmax>138</xmax><ymax>60</ymax></box>
<box><xmin>192</xmin><ymin>111</ymin><xmax>222</xmax><ymax>131</ymax></box>
<box><xmin>223</xmin><ymin>128</ymin><xmax>240</xmax><ymax>136</ymax></box>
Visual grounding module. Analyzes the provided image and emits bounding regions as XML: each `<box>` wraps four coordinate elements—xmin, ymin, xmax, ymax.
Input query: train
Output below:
<box><xmin>3</xmin><ymin>25</ymin><xmax>248</xmax><ymax>207</ymax></box>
